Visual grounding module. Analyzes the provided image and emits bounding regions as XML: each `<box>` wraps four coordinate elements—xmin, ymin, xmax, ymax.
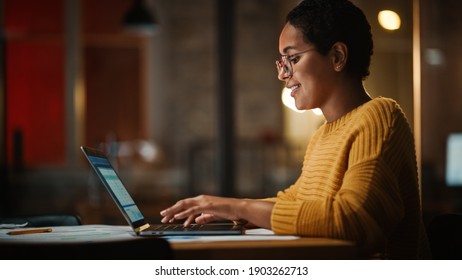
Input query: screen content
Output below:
<box><xmin>88</xmin><ymin>155</ymin><xmax>145</xmax><ymax>223</ymax></box>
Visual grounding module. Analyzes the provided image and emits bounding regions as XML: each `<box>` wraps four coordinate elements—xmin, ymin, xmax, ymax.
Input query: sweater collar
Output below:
<box><xmin>322</xmin><ymin>97</ymin><xmax>379</xmax><ymax>135</ymax></box>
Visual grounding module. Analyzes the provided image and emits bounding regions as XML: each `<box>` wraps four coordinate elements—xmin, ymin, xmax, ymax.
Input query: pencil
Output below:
<box><xmin>7</xmin><ymin>228</ymin><xmax>53</xmax><ymax>235</ymax></box>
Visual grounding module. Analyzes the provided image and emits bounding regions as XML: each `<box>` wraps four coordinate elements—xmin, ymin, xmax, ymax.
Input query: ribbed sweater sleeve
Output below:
<box><xmin>269</xmin><ymin>97</ymin><xmax>429</xmax><ymax>258</ymax></box>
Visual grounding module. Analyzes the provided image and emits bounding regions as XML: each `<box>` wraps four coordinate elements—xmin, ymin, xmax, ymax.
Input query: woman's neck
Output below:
<box><xmin>322</xmin><ymin>80</ymin><xmax>371</xmax><ymax>123</ymax></box>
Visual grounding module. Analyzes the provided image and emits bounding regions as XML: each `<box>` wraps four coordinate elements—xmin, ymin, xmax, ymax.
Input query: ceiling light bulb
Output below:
<box><xmin>378</xmin><ymin>10</ymin><xmax>401</xmax><ymax>31</ymax></box>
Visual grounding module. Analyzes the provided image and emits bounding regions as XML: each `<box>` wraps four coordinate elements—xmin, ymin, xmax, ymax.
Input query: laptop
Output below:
<box><xmin>80</xmin><ymin>146</ymin><xmax>243</xmax><ymax>236</ymax></box>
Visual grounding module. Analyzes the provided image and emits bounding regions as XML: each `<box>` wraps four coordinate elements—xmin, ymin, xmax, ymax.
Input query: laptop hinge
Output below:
<box><xmin>134</xmin><ymin>223</ymin><xmax>150</xmax><ymax>233</ymax></box>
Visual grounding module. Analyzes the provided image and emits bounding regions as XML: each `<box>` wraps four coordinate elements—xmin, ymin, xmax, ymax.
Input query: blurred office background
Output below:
<box><xmin>0</xmin><ymin>0</ymin><xmax>461</xmax><ymax>225</ymax></box>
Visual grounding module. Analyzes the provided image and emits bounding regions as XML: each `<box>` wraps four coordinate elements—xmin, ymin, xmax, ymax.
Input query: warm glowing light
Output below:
<box><xmin>281</xmin><ymin>88</ymin><xmax>323</xmax><ymax>115</ymax></box>
<box><xmin>312</xmin><ymin>108</ymin><xmax>323</xmax><ymax>116</ymax></box>
<box><xmin>281</xmin><ymin>87</ymin><xmax>305</xmax><ymax>113</ymax></box>
<box><xmin>378</xmin><ymin>10</ymin><xmax>401</xmax><ymax>30</ymax></box>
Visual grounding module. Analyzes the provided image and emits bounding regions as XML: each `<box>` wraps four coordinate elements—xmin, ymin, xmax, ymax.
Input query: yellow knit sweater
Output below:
<box><xmin>266</xmin><ymin>97</ymin><xmax>430</xmax><ymax>259</ymax></box>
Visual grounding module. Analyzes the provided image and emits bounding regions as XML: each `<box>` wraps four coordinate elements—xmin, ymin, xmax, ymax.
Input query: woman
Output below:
<box><xmin>161</xmin><ymin>0</ymin><xmax>430</xmax><ymax>259</ymax></box>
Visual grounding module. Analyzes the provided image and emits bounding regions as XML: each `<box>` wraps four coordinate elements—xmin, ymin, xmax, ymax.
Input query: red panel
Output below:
<box><xmin>6</xmin><ymin>41</ymin><xmax>66</xmax><ymax>166</ymax></box>
<box><xmin>5</xmin><ymin>0</ymin><xmax>66</xmax><ymax>167</ymax></box>
<box><xmin>5</xmin><ymin>0</ymin><xmax>64</xmax><ymax>34</ymax></box>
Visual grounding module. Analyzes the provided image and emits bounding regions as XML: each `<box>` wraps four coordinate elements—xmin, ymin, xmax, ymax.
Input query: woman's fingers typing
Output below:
<box><xmin>160</xmin><ymin>195</ymin><xmax>231</xmax><ymax>226</ymax></box>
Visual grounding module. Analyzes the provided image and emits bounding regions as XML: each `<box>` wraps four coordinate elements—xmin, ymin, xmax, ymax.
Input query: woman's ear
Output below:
<box><xmin>331</xmin><ymin>42</ymin><xmax>348</xmax><ymax>72</ymax></box>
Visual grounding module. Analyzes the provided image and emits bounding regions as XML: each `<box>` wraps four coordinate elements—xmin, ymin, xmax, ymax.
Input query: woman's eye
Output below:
<box><xmin>289</xmin><ymin>56</ymin><xmax>300</xmax><ymax>64</ymax></box>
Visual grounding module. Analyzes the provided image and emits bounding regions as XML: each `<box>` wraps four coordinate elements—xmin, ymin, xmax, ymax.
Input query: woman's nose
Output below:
<box><xmin>276</xmin><ymin>64</ymin><xmax>290</xmax><ymax>81</ymax></box>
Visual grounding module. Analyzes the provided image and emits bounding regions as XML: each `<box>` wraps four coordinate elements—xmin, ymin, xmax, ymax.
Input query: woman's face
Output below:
<box><xmin>278</xmin><ymin>23</ymin><xmax>336</xmax><ymax>111</ymax></box>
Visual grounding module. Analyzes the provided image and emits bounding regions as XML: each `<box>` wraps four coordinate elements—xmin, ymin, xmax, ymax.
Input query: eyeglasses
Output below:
<box><xmin>276</xmin><ymin>48</ymin><xmax>316</xmax><ymax>80</ymax></box>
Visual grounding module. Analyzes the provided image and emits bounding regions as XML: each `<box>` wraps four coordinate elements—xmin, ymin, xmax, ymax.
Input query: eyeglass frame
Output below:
<box><xmin>276</xmin><ymin>48</ymin><xmax>317</xmax><ymax>79</ymax></box>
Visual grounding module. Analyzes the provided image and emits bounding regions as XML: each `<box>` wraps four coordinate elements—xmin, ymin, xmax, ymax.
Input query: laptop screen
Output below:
<box><xmin>86</xmin><ymin>154</ymin><xmax>145</xmax><ymax>224</ymax></box>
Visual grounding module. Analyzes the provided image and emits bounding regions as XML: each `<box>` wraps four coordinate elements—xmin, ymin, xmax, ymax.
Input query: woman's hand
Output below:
<box><xmin>160</xmin><ymin>195</ymin><xmax>240</xmax><ymax>227</ymax></box>
<box><xmin>160</xmin><ymin>195</ymin><xmax>275</xmax><ymax>229</ymax></box>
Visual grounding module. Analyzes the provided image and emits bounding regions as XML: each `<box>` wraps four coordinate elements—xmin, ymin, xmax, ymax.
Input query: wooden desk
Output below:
<box><xmin>0</xmin><ymin>225</ymin><xmax>357</xmax><ymax>260</ymax></box>
<box><xmin>170</xmin><ymin>237</ymin><xmax>357</xmax><ymax>260</ymax></box>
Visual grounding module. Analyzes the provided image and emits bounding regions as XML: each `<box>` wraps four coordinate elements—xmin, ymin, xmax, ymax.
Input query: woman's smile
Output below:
<box><xmin>289</xmin><ymin>84</ymin><xmax>301</xmax><ymax>97</ymax></box>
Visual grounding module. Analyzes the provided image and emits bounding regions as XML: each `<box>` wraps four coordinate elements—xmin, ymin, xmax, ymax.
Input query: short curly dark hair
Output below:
<box><xmin>286</xmin><ymin>0</ymin><xmax>373</xmax><ymax>80</ymax></box>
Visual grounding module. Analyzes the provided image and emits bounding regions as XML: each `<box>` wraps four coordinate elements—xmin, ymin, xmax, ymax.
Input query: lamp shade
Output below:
<box><xmin>123</xmin><ymin>0</ymin><xmax>157</xmax><ymax>34</ymax></box>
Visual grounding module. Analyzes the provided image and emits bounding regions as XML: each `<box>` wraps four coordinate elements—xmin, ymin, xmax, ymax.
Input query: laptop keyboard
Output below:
<box><xmin>149</xmin><ymin>224</ymin><xmax>205</xmax><ymax>231</ymax></box>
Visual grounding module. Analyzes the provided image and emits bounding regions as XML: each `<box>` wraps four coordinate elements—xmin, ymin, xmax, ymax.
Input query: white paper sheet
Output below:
<box><xmin>0</xmin><ymin>225</ymin><xmax>134</xmax><ymax>242</ymax></box>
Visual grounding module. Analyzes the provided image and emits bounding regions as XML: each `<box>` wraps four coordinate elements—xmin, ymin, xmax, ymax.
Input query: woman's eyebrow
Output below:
<box><xmin>282</xmin><ymin>46</ymin><xmax>296</xmax><ymax>54</ymax></box>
